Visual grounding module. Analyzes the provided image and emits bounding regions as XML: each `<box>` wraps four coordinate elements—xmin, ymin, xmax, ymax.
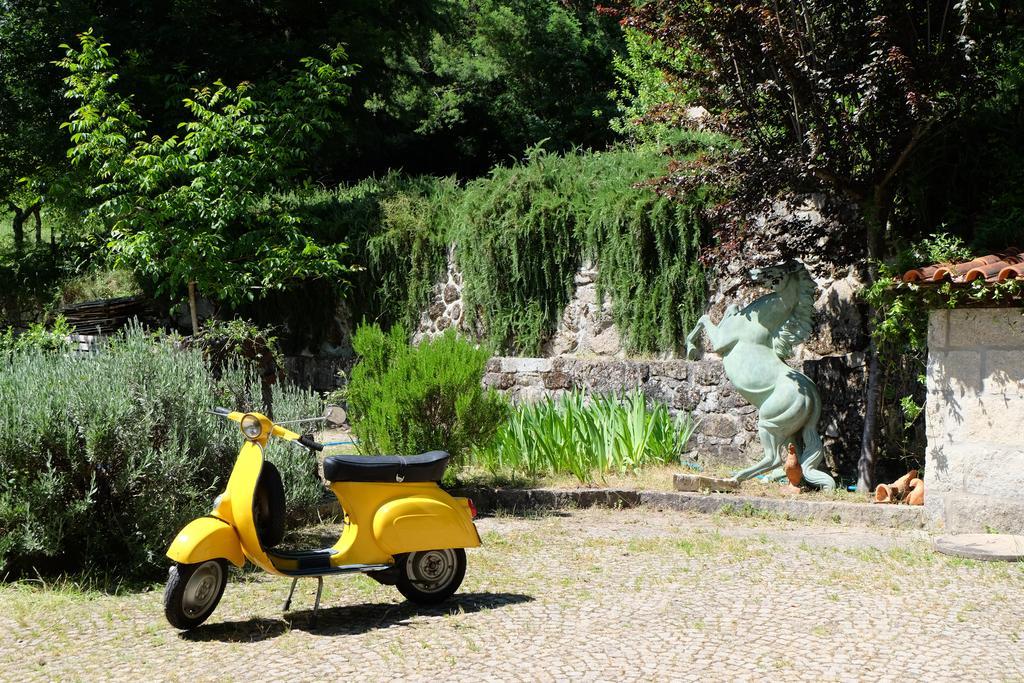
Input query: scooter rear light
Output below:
<box><xmin>467</xmin><ymin>498</ymin><xmax>477</xmax><ymax>519</ymax></box>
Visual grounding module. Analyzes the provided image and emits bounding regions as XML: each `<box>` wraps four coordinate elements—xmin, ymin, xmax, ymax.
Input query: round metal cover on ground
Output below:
<box><xmin>934</xmin><ymin>534</ymin><xmax>1024</xmax><ymax>562</ymax></box>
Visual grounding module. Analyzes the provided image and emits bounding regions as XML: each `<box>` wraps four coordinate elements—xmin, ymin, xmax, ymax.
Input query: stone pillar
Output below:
<box><xmin>924</xmin><ymin>307</ymin><xmax>1024</xmax><ymax>533</ymax></box>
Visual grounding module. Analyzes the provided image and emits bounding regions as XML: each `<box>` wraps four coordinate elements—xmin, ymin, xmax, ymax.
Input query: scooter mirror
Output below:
<box><xmin>324</xmin><ymin>405</ymin><xmax>347</xmax><ymax>428</ymax></box>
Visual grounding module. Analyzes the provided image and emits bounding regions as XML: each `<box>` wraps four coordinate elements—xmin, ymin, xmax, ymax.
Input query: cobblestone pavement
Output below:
<box><xmin>2</xmin><ymin>508</ymin><xmax>1023</xmax><ymax>682</ymax></box>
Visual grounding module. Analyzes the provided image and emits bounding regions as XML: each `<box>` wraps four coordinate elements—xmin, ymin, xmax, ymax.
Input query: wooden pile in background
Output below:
<box><xmin>60</xmin><ymin>296</ymin><xmax>157</xmax><ymax>335</ymax></box>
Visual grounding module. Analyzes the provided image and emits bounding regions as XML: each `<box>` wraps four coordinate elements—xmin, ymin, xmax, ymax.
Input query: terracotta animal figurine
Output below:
<box><xmin>685</xmin><ymin>261</ymin><xmax>836</xmax><ymax>490</ymax></box>
<box><xmin>783</xmin><ymin>443</ymin><xmax>803</xmax><ymax>494</ymax></box>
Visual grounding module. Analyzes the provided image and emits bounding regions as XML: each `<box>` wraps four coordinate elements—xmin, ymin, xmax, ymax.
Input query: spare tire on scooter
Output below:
<box><xmin>254</xmin><ymin>461</ymin><xmax>286</xmax><ymax>548</ymax></box>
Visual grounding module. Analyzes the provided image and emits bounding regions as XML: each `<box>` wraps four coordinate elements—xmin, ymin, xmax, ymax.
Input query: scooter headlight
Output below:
<box><xmin>240</xmin><ymin>414</ymin><xmax>263</xmax><ymax>439</ymax></box>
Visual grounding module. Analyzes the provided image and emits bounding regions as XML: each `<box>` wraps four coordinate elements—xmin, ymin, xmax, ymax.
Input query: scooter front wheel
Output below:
<box><xmin>395</xmin><ymin>548</ymin><xmax>466</xmax><ymax>605</ymax></box>
<box><xmin>163</xmin><ymin>559</ymin><xmax>228</xmax><ymax>630</ymax></box>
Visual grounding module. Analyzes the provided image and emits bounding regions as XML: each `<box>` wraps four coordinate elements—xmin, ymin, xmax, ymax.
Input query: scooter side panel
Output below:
<box><xmin>372</xmin><ymin>494</ymin><xmax>481</xmax><ymax>556</ymax></box>
<box><xmin>166</xmin><ymin>516</ymin><xmax>245</xmax><ymax>568</ymax></box>
<box><xmin>227</xmin><ymin>441</ymin><xmax>283</xmax><ymax>575</ymax></box>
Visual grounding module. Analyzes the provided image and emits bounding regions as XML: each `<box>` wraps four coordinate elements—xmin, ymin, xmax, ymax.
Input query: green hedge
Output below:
<box><xmin>0</xmin><ymin>326</ymin><xmax>322</xmax><ymax>579</ymax></box>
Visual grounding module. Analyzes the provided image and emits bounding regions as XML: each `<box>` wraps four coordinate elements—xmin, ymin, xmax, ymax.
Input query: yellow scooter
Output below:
<box><xmin>164</xmin><ymin>407</ymin><xmax>481</xmax><ymax>630</ymax></box>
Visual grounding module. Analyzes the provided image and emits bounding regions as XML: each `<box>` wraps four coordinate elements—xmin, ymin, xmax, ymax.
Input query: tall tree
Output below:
<box><xmin>3</xmin><ymin>0</ymin><xmax>624</xmax><ymax>195</ymax></box>
<box><xmin>0</xmin><ymin>0</ymin><xmax>93</xmax><ymax>247</ymax></box>
<box><xmin>612</xmin><ymin>0</ymin><xmax>1015</xmax><ymax>489</ymax></box>
<box><xmin>58</xmin><ymin>32</ymin><xmax>357</xmax><ymax>331</ymax></box>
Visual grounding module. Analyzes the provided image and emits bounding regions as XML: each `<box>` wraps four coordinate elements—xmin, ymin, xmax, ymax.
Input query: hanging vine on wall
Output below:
<box><xmin>576</xmin><ymin>150</ymin><xmax>712</xmax><ymax>354</ymax></box>
<box><xmin>300</xmin><ymin>143</ymin><xmax>717</xmax><ymax>355</ymax></box>
<box><xmin>448</xmin><ymin>146</ymin><xmax>585</xmax><ymax>355</ymax></box>
<box><xmin>448</xmin><ymin>143</ymin><xmax>715</xmax><ymax>355</ymax></box>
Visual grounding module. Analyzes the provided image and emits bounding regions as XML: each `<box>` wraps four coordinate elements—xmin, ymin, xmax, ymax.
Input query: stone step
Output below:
<box><xmin>443</xmin><ymin>486</ymin><xmax>928</xmax><ymax>529</ymax></box>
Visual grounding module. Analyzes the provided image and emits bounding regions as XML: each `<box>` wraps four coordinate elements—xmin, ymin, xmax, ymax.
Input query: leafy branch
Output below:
<box><xmin>56</xmin><ymin>31</ymin><xmax>359</xmax><ymax>328</ymax></box>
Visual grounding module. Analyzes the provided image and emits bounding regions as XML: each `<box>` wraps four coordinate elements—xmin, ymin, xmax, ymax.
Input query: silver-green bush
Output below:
<box><xmin>0</xmin><ymin>325</ymin><xmax>322</xmax><ymax>579</ymax></box>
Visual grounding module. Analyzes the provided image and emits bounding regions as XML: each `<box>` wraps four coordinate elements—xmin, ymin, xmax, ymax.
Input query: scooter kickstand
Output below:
<box><xmin>310</xmin><ymin>576</ymin><xmax>324</xmax><ymax>628</ymax></box>
<box><xmin>283</xmin><ymin>577</ymin><xmax>298</xmax><ymax>612</ymax></box>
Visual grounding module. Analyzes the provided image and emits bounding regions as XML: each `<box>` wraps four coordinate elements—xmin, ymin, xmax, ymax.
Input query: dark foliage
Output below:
<box><xmin>610</xmin><ymin>0</ymin><xmax>1018</xmax><ymax>260</ymax></box>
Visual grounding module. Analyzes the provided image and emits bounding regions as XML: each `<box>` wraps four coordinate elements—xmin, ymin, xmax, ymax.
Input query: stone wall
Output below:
<box><xmin>415</xmin><ymin>249</ymin><xmax>625</xmax><ymax>357</ymax></box>
<box><xmin>542</xmin><ymin>264</ymin><xmax>622</xmax><ymax>357</ymax></box>
<box><xmin>483</xmin><ymin>354</ymin><xmax>866</xmax><ymax>477</ymax></box>
<box><xmin>924</xmin><ymin>307</ymin><xmax>1024</xmax><ymax>533</ymax></box>
<box><xmin>414</xmin><ymin>245</ymin><xmax>468</xmax><ymax>341</ymax></box>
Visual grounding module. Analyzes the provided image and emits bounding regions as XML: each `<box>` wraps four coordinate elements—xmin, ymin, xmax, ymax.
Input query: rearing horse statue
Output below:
<box><xmin>684</xmin><ymin>261</ymin><xmax>836</xmax><ymax>490</ymax></box>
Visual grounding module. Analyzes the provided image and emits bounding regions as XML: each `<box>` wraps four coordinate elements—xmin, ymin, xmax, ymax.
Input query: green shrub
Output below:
<box><xmin>472</xmin><ymin>389</ymin><xmax>697</xmax><ymax>482</ymax></box>
<box><xmin>0</xmin><ymin>325</ymin><xmax>323</xmax><ymax>579</ymax></box>
<box><xmin>0</xmin><ymin>315</ymin><xmax>74</xmax><ymax>353</ymax></box>
<box><xmin>193</xmin><ymin>318</ymin><xmax>285</xmax><ymax>390</ymax></box>
<box><xmin>346</xmin><ymin>324</ymin><xmax>508</xmax><ymax>461</ymax></box>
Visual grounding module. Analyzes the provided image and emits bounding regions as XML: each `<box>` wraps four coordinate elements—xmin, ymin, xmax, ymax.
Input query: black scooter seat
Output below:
<box><xmin>323</xmin><ymin>451</ymin><xmax>450</xmax><ymax>483</ymax></box>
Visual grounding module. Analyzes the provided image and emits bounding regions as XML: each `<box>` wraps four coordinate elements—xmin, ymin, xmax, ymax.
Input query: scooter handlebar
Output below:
<box><xmin>297</xmin><ymin>434</ymin><xmax>324</xmax><ymax>452</ymax></box>
<box><xmin>211</xmin><ymin>407</ymin><xmax>231</xmax><ymax>416</ymax></box>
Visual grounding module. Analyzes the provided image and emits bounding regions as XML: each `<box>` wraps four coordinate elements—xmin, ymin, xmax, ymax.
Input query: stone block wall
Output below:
<box><xmin>414</xmin><ymin>245</ymin><xmax>467</xmax><ymax>340</ymax></box>
<box><xmin>925</xmin><ymin>307</ymin><xmax>1024</xmax><ymax>533</ymax></box>
<box><xmin>541</xmin><ymin>265</ymin><xmax>622</xmax><ymax>356</ymax></box>
<box><xmin>483</xmin><ymin>354</ymin><xmax>866</xmax><ymax>477</ymax></box>
<box><xmin>415</xmin><ymin>250</ymin><xmax>626</xmax><ymax>356</ymax></box>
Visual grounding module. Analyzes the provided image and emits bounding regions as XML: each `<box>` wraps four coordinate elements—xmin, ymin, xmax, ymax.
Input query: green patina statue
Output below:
<box><xmin>684</xmin><ymin>261</ymin><xmax>836</xmax><ymax>490</ymax></box>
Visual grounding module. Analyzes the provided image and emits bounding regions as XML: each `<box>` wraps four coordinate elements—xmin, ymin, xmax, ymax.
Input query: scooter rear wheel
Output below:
<box><xmin>163</xmin><ymin>559</ymin><xmax>228</xmax><ymax>630</ymax></box>
<box><xmin>395</xmin><ymin>548</ymin><xmax>466</xmax><ymax>605</ymax></box>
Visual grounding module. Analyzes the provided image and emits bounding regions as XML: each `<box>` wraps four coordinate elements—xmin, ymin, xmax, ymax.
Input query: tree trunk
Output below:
<box><xmin>33</xmin><ymin>205</ymin><xmax>42</xmax><ymax>243</ymax></box>
<box><xmin>187</xmin><ymin>281</ymin><xmax>201</xmax><ymax>335</ymax></box>
<box><xmin>9</xmin><ymin>206</ymin><xmax>26</xmax><ymax>252</ymax></box>
<box><xmin>6</xmin><ymin>200</ymin><xmax>41</xmax><ymax>253</ymax></box>
<box><xmin>858</xmin><ymin>346</ymin><xmax>883</xmax><ymax>491</ymax></box>
<box><xmin>856</xmin><ymin>194</ymin><xmax>888</xmax><ymax>493</ymax></box>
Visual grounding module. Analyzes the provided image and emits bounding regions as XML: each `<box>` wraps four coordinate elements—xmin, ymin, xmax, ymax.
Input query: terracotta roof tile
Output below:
<box><xmin>901</xmin><ymin>247</ymin><xmax>1024</xmax><ymax>284</ymax></box>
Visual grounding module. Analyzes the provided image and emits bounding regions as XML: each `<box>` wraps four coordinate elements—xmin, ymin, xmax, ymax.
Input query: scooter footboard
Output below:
<box><xmin>373</xmin><ymin>495</ymin><xmax>481</xmax><ymax>556</ymax></box>
<box><xmin>167</xmin><ymin>516</ymin><xmax>245</xmax><ymax>568</ymax></box>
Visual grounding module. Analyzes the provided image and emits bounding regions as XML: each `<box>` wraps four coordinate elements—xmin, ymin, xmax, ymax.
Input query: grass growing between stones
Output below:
<box><xmin>3</xmin><ymin>578</ymin><xmax>123</xmax><ymax>626</ymax></box>
<box><xmin>3</xmin><ymin>507</ymin><xmax>1023</xmax><ymax>681</ymax></box>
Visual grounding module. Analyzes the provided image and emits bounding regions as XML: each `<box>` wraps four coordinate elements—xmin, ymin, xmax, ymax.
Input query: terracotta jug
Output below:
<box><xmin>874</xmin><ymin>469</ymin><xmax>918</xmax><ymax>503</ymax></box>
<box><xmin>906</xmin><ymin>478</ymin><xmax>924</xmax><ymax>505</ymax></box>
